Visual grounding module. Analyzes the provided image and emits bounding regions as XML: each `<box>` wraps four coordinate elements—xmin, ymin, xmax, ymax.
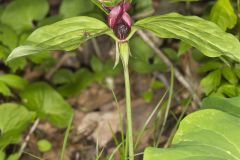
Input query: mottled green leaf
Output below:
<box><xmin>144</xmin><ymin>109</ymin><xmax>240</xmax><ymax>160</ymax></box>
<box><xmin>134</xmin><ymin>13</ymin><xmax>240</xmax><ymax>61</ymax></box>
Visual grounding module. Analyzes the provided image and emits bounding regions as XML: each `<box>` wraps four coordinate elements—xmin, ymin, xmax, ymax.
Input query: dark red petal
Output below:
<box><xmin>113</xmin><ymin>22</ymin><xmax>131</xmax><ymax>40</ymax></box>
<box><xmin>108</xmin><ymin>5</ymin><xmax>124</xmax><ymax>28</ymax></box>
<box><xmin>122</xmin><ymin>12</ymin><xmax>132</xmax><ymax>27</ymax></box>
<box><xmin>122</xmin><ymin>2</ymin><xmax>130</xmax><ymax>11</ymax></box>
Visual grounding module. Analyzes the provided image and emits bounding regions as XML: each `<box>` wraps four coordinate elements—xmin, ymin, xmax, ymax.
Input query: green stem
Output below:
<box><xmin>60</xmin><ymin>113</ymin><xmax>73</xmax><ymax>160</ymax></box>
<box><xmin>124</xmin><ymin>63</ymin><xmax>134</xmax><ymax>160</ymax></box>
<box><xmin>118</xmin><ymin>42</ymin><xmax>134</xmax><ymax>160</ymax></box>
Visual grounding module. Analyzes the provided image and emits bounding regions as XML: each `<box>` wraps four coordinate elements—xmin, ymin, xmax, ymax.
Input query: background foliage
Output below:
<box><xmin>0</xmin><ymin>0</ymin><xmax>240</xmax><ymax>160</ymax></box>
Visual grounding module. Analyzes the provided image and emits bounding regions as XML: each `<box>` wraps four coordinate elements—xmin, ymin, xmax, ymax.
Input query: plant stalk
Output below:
<box><xmin>118</xmin><ymin>42</ymin><xmax>134</xmax><ymax>160</ymax></box>
<box><xmin>124</xmin><ymin>63</ymin><xmax>134</xmax><ymax>160</ymax></box>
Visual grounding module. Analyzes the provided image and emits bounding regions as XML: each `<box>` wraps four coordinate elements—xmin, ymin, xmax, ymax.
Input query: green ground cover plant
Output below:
<box><xmin>0</xmin><ymin>0</ymin><xmax>240</xmax><ymax>159</ymax></box>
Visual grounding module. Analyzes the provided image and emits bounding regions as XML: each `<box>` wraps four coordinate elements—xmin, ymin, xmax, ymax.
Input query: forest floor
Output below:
<box><xmin>1</xmin><ymin>0</ymin><xmax>208</xmax><ymax>159</ymax></box>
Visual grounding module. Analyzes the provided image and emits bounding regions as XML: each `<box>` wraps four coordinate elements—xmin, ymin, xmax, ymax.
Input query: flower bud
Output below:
<box><xmin>113</xmin><ymin>21</ymin><xmax>131</xmax><ymax>40</ymax></box>
<box><xmin>108</xmin><ymin>5</ymin><xmax>124</xmax><ymax>29</ymax></box>
<box><xmin>122</xmin><ymin>12</ymin><xmax>132</xmax><ymax>27</ymax></box>
<box><xmin>106</xmin><ymin>1</ymin><xmax>132</xmax><ymax>40</ymax></box>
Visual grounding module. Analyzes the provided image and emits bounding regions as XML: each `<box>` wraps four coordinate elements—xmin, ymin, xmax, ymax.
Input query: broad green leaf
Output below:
<box><xmin>198</xmin><ymin>61</ymin><xmax>222</xmax><ymax>73</ymax></box>
<box><xmin>1</xmin><ymin>0</ymin><xmax>49</xmax><ymax>32</ymax></box>
<box><xmin>130</xmin><ymin>36</ymin><xmax>155</xmax><ymax>61</ymax></box>
<box><xmin>90</xmin><ymin>56</ymin><xmax>104</xmax><ymax>73</ymax></box>
<box><xmin>200</xmin><ymin>70</ymin><xmax>221</xmax><ymax>95</ymax></box>
<box><xmin>238</xmin><ymin>0</ymin><xmax>240</xmax><ymax>12</ymax></box>
<box><xmin>20</xmin><ymin>82</ymin><xmax>73</xmax><ymax>128</ymax></box>
<box><xmin>163</xmin><ymin>48</ymin><xmax>179</xmax><ymax>63</ymax></box>
<box><xmin>0</xmin><ymin>25</ymin><xmax>18</xmax><ymax>50</ymax></box>
<box><xmin>143</xmin><ymin>91</ymin><xmax>154</xmax><ymax>103</ymax></box>
<box><xmin>202</xmin><ymin>96</ymin><xmax>240</xmax><ymax>117</ymax></box>
<box><xmin>0</xmin><ymin>103</ymin><xmax>35</xmax><ymax>150</ymax></box>
<box><xmin>7</xmin><ymin>17</ymin><xmax>110</xmax><ymax>61</ymax></box>
<box><xmin>170</xmin><ymin>0</ymin><xmax>199</xmax><ymax>2</ymax></box>
<box><xmin>0</xmin><ymin>150</ymin><xmax>5</xmax><ymax>160</ymax></box>
<box><xmin>150</xmin><ymin>80</ymin><xmax>164</xmax><ymax>89</ymax></box>
<box><xmin>93</xmin><ymin>59</ymin><xmax>122</xmax><ymax>82</ymax></box>
<box><xmin>90</xmin><ymin>0</ymin><xmax>109</xmax><ymax>14</ymax></box>
<box><xmin>6</xmin><ymin>153</ymin><xmax>18</xmax><ymax>160</ymax></box>
<box><xmin>144</xmin><ymin>109</ymin><xmax>240</xmax><ymax>160</ymax></box>
<box><xmin>0</xmin><ymin>6</ymin><xmax>4</xmax><ymax>17</ymax></box>
<box><xmin>0</xmin><ymin>74</ymin><xmax>28</xmax><ymax>90</ymax></box>
<box><xmin>217</xmin><ymin>84</ymin><xmax>238</xmax><ymax>97</ymax></box>
<box><xmin>37</xmin><ymin>139</ymin><xmax>52</xmax><ymax>152</ymax></box>
<box><xmin>28</xmin><ymin>51</ymin><xmax>52</xmax><ymax>64</ymax></box>
<box><xmin>178</xmin><ymin>41</ymin><xmax>191</xmax><ymax>56</ymax></box>
<box><xmin>38</xmin><ymin>15</ymin><xmax>63</xmax><ymax>27</ymax></box>
<box><xmin>0</xmin><ymin>45</ymin><xmax>9</xmax><ymax>60</ymax></box>
<box><xmin>132</xmin><ymin>0</ymin><xmax>154</xmax><ymax>18</ymax></box>
<box><xmin>134</xmin><ymin>13</ymin><xmax>240</xmax><ymax>62</ymax></box>
<box><xmin>0</xmin><ymin>82</ymin><xmax>11</xmax><ymax>96</ymax></box>
<box><xmin>234</xmin><ymin>64</ymin><xmax>240</xmax><ymax>79</ymax></box>
<box><xmin>129</xmin><ymin>36</ymin><xmax>167</xmax><ymax>73</ymax></box>
<box><xmin>52</xmin><ymin>69</ymin><xmax>75</xmax><ymax>85</ymax></box>
<box><xmin>91</xmin><ymin>0</ymin><xmax>121</xmax><ymax>8</ymax></box>
<box><xmin>130</xmin><ymin>57</ymin><xmax>167</xmax><ymax>74</ymax></box>
<box><xmin>57</xmin><ymin>69</ymin><xmax>94</xmax><ymax>97</ymax></box>
<box><xmin>60</xmin><ymin>0</ymin><xmax>94</xmax><ymax>18</ymax></box>
<box><xmin>210</xmin><ymin>0</ymin><xmax>237</xmax><ymax>31</ymax></box>
<box><xmin>7</xmin><ymin>58</ymin><xmax>27</xmax><ymax>73</ymax></box>
<box><xmin>101</xmin><ymin>59</ymin><xmax>122</xmax><ymax>76</ymax></box>
<box><xmin>222</xmin><ymin>67</ymin><xmax>238</xmax><ymax>85</ymax></box>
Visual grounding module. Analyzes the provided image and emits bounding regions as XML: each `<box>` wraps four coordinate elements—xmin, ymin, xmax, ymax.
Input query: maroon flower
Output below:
<box><xmin>106</xmin><ymin>2</ymin><xmax>132</xmax><ymax>40</ymax></box>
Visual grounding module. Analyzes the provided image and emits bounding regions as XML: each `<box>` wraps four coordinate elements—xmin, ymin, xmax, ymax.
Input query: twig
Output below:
<box><xmin>46</xmin><ymin>53</ymin><xmax>75</xmax><ymax>80</ymax></box>
<box><xmin>153</xmin><ymin>72</ymin><xmax>180</xmax><ymax>102</ymax></box>
<box><xmin>137</xmin><ymin>30</ymin><xmax>201</xmax><ymax>106</ymax></box>
<box><xmin>18</xmin><ymin>119</ymin><xmax>40</xmax><ymax>158</ymax></box>
<box><xmin>91</xmin><ymin>38</ymin><xmax>102</xmax><ymax>58</ymax></box>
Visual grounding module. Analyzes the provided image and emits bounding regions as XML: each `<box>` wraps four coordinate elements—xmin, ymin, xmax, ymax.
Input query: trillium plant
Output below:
<box><xmin>7</xmin><ymin>0</ymin><xmax>240</xmax><ymax>160</ymax></box>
